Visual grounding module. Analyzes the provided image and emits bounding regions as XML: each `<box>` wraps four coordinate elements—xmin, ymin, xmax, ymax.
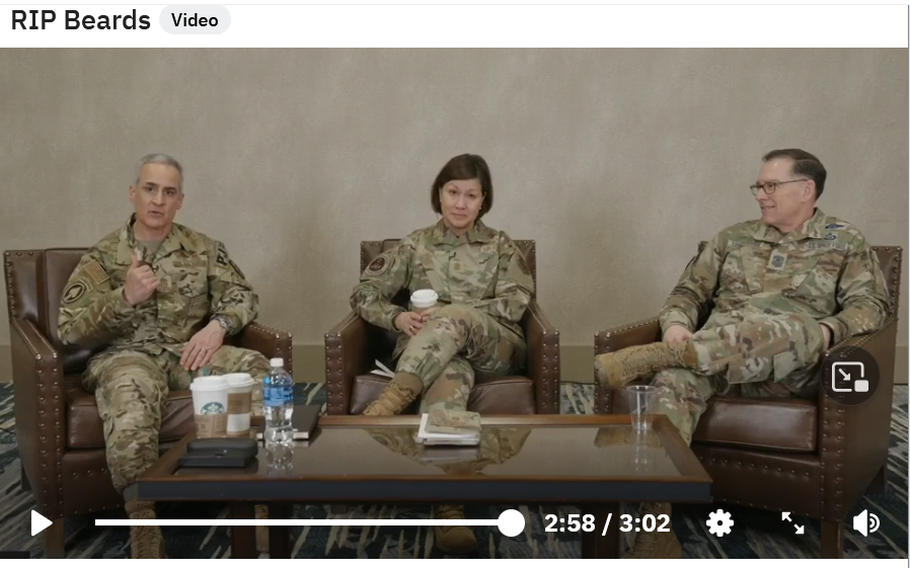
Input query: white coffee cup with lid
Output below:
<box><xmin>222</xmin><ymin>372</ymin><xmax>256</xmax><ymax>437</ymax></box>
<box><xmin>190</xmin><ymin>376</ymin><xmax>229</xmax><ymax>438</ymax></box>
<box><xmin>410</xmin><ymin>289</ymin><xmax>439</xmax><ymax>312</ymax></box>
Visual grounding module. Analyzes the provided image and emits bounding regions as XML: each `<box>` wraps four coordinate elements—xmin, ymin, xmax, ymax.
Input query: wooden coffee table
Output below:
<box><xmin>130</xmin><ymin>414</ymin><xmax>711</xmax><ymax>558</ymax></box>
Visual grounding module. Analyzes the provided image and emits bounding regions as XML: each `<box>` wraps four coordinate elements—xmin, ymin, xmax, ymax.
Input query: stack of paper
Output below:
<box><xmin>416</xmin><ymin>409</ymin><xmax>482</xmax><ymax>446</ymax></box>
<box><xmin>370</xmin><ymin>360</ymin><xmax>395</xmax><ymax>378</ymax></box>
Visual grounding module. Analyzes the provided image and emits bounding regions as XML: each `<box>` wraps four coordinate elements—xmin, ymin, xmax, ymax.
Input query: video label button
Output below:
<box><xmin>160</xmin><ymin>5</ymin><xmax>231</xmax><ymax>34</ymax></box>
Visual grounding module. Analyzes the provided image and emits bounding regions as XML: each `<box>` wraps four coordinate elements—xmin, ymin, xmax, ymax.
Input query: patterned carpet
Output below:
<box><xmin>0</xmin><ymin>383</ymin><xmax>906</xmax><ymax>559</ymax></box>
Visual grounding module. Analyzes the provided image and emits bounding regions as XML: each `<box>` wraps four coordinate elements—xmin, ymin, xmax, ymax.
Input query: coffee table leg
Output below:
<box><xmin>581</xmin><ymin>503</ymin><xmax>621</xmax><ymax>558</ymax></box>
<box><xmin>231</xmin><ymin>502</ymin><xmax>257</xmax><ymax>559</ymax></box>
<box><xmin>268</xmin><ymin>503</ymin><xmax>293</xmax><ymax>558</ymax></box>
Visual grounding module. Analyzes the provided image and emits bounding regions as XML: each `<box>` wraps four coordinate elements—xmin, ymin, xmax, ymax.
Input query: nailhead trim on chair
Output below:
<box><xmin>697</xmin><ymin>452</ymin><xmax>816</xmax><ymax>516</ymax></box>
<box><xmin>245</xmin><ymin>322</ymin><xmax>294</xmax><ymax>371</ymax></box>
<box><xmin>12</xmin><ymin>317</ymin><xmax>66</xmax><ymax>514</ymax></box>
<box><xmin>325</xmin><ymin>311</ymin><xmax>361</xmax><ymax>415</ymax></box>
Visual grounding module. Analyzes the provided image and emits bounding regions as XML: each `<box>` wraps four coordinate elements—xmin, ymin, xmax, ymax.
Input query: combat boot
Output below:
<box><xmin>433</xmin><ymin>505</ymin><xmax>477</xmax><ymax>554</ymax></box>
<box><xmin>362</xmin><ymin>373</ymin><xmax>423</xmax><ymax>416</ymax></box>
<box><xmin>623</xmin><ymin>503</ymin><xmax>682</xmax><ymax>559</ymax></box>
<box><xmin>595</xmin><ymin>343</ymin><xmax>696</xmax><ymax>389</ymax></box>
<box><xmin>125</xmin><ymin>499</ymin><xmax>165</xmax><ymax>559</ymax></box>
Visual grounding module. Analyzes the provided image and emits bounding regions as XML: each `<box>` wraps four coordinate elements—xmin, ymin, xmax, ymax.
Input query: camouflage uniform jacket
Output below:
<box><xmin>58</xmin><ymin>215</ymin><xmax>259</xmax><ymax>356</ymax></box>
<box><xmin>350</xmin><ymin>219</ymin><xmax>534</xmax><ymax>354</ymax></box>
<box><xmin>659</xmin><ymin>208</ymin><xmax>890</xmax><ymax>345</ymax></box>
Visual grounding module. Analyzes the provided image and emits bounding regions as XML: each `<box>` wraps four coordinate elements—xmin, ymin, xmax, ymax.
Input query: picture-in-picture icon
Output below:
<box><xmin>831</xmin><ymin>361</ymin><xmax>868</xmax><ymax>393</ymax></box>
<box><xmin>821</xmin><ymin>346</ymin><xmax>880</xmax><ymax>406</ymax></box>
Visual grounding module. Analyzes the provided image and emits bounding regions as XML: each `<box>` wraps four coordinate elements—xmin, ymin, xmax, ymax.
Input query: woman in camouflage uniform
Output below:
<box><xmin>349</xmin><ymin>153</ymin><xmax>535</xmax><ymax>553</ymax></box>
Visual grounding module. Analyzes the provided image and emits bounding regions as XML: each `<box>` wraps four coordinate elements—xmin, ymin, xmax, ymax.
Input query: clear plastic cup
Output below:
<box><xmin>222</xmin><ymin>373</ymin><xmax>256</xmax><ymax>437</ymax></box>
<box><xmin>190</xmin><ymin>376</ymin><xmax>229</xmax><ymax>438</ymax></box>
<box><xmin>624</xmin><ymin>384</ymin><xmax>658</xmax><ymax>431</ymax></box>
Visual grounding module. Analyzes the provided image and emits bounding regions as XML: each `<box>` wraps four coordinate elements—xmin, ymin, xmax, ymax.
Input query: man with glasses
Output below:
<box><xmin>594</xmin><ymin>148</ymin><xmax>890</xmax><ymax>558</ymax></box>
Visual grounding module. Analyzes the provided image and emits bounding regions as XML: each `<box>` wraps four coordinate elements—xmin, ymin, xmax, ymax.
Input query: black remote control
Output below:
<box><xmin>187</xmin><ymin>438</ymin><xmax>257</xmax><ymax>458</ymax></box>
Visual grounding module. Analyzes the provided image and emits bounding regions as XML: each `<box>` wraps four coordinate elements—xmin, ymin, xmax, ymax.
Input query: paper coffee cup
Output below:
<box><xmin>223</xmin><ymin>372</ymin><xmax>255</xmax><ymax>437</ymax></box>
<box><xmin>190</xmin><ymin>376</ymin><xmax>229</xmax><ymax>438</ymax></box>
<box><xmin>411</xmin><ymin>289</ymin><xmax>438</xmax><ymax>312</ymax></box>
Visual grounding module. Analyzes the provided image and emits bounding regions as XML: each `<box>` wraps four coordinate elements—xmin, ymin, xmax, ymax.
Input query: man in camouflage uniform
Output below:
<box><xmin>595</xmin><ymin>149</ymin><xmax>890</xmax><ymax>558</ymax></box>
<box><xmin>58</xmin><ymin>154</ymin><xmax>272</xmax><ymax>558</ymax></box>
<box><xmin>349</xmin><ymin>154</ymin><xmax>535</xmax><ymax>553</ymax></box>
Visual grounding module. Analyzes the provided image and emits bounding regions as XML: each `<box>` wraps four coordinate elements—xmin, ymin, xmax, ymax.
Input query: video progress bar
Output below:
<box><xmin>96</xmin><ymin>508</ymin><xmax>526</xmax><ymax>537</ymax></box>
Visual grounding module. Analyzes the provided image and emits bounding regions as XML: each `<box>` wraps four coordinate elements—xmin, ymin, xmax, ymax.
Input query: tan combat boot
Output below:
<box><xmin>623</xmin><ymin>503</ymin><xmax>682</xmax><ymax>559</ymax></box>
<box><xmin>433</xmin><ymin>505</ymin><xmax>477</xmax><ymax>554</ymax></box>
<box><xmin>595</xmin><ymin>343</ymin><xmax>696</xmax><ymax>389</ymax></box>
<box><xmin>362</xmin><ymin>373</ymin><xmax>423</xmax><ymax>416</ymax></box>
<box><xmin>125</xmin><ymin>499</ymin><xmax>165</xmax><ymax>559</ymax></box>
<box><xmin>255</xmin><ymin>504</ymin><xmax>269</xmax><ymax>553</ymax></box>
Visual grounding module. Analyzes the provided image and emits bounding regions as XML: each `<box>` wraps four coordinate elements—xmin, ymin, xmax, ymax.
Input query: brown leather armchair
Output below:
<box><xmin>325</xmin><ymin>239</ymin><xmax>559</xmax><ymax>415</ymax></box>
<box><xmin>4</xmin><ymin>248</ymin><xmax>293</xmax><ymax>558</ymax></box>
<box><xmin>593</xmin><ymin>245</ymin><xmax>902</xmax><ymax>558</ymax></box>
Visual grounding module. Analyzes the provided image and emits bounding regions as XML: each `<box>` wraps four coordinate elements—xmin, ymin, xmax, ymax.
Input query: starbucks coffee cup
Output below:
<box><xmin>411</xmin><ymin>289</ymin><xmax>438</xmax><ymax>313</ymax></box>
<box><xmin>223</xmin><ymin>373</ymin><xmax>256</xmax><ymax>437</ymax></box>
<box><xmin>190</xmin><ymin>376</ymin><xmax>229</xmax><ymax>438</ymax></box>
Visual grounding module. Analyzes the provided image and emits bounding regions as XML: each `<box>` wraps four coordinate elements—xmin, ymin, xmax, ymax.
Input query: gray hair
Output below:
<box><xmin>135</xmin><ymin>153</ymin><xmax>184</xmax><ymax>191</ymax></box>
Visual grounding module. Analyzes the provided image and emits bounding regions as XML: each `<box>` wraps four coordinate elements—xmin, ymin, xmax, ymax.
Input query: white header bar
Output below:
<box><xmin>0</xmin><ymin>4</ymin><xmax>906</xmax><ymax>48</ymax></box>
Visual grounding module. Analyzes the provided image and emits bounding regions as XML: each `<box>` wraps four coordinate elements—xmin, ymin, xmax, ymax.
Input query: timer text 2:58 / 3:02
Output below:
<box><xmin>544</xmin><ymin>514</ymin><xmax>671</xmax><ymax>533</ymax></box>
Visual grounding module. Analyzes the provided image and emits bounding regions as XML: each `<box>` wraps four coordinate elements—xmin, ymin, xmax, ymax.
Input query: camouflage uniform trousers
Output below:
<box><xmin>650</xmin><ymin>313</ymin><xmax>826</xmax><ymax>445</ymax></box>
<box><xmin>84</xmin><ymin>345</ymin><xmax>271</xmax><ymax>492</ymax></box>
<box><xmin>395</xmin><ymin>305</ymin><xmax>526</xmax><ymax>414</ymax></box>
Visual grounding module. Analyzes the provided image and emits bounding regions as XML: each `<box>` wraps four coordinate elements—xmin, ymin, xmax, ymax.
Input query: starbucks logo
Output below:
<box><xmin>201</xmin><ymin>402</ymin><xmax>225</xmax><ymax>415</ymax></box>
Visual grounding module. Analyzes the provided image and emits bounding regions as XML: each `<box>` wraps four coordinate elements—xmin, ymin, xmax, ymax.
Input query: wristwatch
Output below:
<box><xmin>211</xmin><ymin>314</ymin><xmax>234</xmax><ymax>335</ymax></box>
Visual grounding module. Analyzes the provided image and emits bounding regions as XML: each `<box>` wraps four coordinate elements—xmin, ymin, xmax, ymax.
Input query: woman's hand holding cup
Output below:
<box><xmin>395</xmin><ymin>311</ymin><xmax>425</xmax><ymax>337</ymax></box>
<box><xmin>397</xmin><ymin>289</ymin><xmax>439</xmax><ymax>336</ymax></box>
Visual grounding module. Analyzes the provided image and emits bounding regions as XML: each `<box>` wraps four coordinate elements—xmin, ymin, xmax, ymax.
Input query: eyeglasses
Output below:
<box><xmin>750</xmin><ymin>179</ymin><xmax>808</xmax><ymax>196</ymax></box>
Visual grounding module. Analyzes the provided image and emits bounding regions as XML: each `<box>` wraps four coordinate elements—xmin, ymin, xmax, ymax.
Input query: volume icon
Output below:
<box><xmin>852</xmin><ymin>509</ymin><xmax>880</xmax><ymax>537</ymax></box>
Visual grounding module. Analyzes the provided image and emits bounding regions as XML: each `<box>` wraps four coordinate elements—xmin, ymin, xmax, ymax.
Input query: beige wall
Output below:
<box><xmin>1</xmin><ymin>49</ymin><xmax>907</xmax><ymax>383</ymax></box>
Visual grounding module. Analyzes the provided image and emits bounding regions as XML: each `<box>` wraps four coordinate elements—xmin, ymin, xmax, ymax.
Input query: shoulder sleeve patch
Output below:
<box><xmin>82</xmin><ymin>259</ymin><xmax>110</xmax><ymax>286</ymax></box>
<box><xmin>366</xmin><ymin>254</ymin><xmax>389</xmax><ymax>276</ymax></box>
<box><xmin>62</xmin><ymin>281</ymin><xmax>87</xmax><ymax>304</ymax></box>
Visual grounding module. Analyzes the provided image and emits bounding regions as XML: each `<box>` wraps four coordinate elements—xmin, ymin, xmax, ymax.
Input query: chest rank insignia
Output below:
<box><xmin>768</xmin><ymin>251</ymin><xmax>787</xmax><ymax>270</ymax></box>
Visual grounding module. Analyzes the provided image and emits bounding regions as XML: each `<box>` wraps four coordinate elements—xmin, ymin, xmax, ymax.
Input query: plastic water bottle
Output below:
<box><xmin>263</xmin><ymin>357</ymin><xmax>294</xmax><ymax>445</ymax></box>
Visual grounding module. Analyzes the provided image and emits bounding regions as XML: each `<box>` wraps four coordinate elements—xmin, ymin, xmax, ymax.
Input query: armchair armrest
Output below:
<box><xmin>325</xmin><ymin>312</ymin><xmax>371</xmax><ymax>415</ymax></box>
<box><xmin>234</xmin><ymin>321</ymin><xmax>294</xmax><ymax>375</ymax></box>
<box><xmin>522</xmin><ymin>299</ymin><xmax>560</xmax><ymax>414</ymax></box>
<box><xmin>10</xmin><ymin>318</ymin><xmax>65</xmax><ymax>518</ymax></box>
<box><xmin>593</xmin><ymin>317</ymin><xmax>662</xmax><ymax>414</ymax></box>
<box><xmin>818</xmin><ymin>318</ymin><xmax>898</xmax><ymax>520</ymax></box>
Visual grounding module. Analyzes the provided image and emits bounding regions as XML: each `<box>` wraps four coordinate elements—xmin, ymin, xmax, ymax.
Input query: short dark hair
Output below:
<box><xmin>762</xmin><ymin>148</ymin><xmax>827</xmax><ymax>199</ymax></box>
<box><xmin>430</xmin><ymin>154</ymin><xmax>493</xmax><ymax>218</ymax></box>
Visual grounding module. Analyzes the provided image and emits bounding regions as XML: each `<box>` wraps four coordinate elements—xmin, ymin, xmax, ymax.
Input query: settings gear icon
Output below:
<box><xmin>706</xmin><ymin>508</ymin><xmax>734</xmax><ymax>537</ymax></box>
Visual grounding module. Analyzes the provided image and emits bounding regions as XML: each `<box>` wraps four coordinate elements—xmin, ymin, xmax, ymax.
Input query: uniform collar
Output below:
<box><xmin>751</xmin><ymin>208</ymin><xmax>827</xmax><ymax>244</ymax></box>
<box><xmin>431</xmin><ymin>218</ymin><xmax>495</xmax><ymax>245</ymax></box>
<box><xmin>116</xmin><ymin>214</ymin><xmax>194</xmax><ymax>264</ymax></box>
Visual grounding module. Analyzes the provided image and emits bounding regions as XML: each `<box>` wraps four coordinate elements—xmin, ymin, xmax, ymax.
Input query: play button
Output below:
<box><xmin>30</xmin><ymin>511</ymin><xmax>52</xmax><ymax>536</ymax></box>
